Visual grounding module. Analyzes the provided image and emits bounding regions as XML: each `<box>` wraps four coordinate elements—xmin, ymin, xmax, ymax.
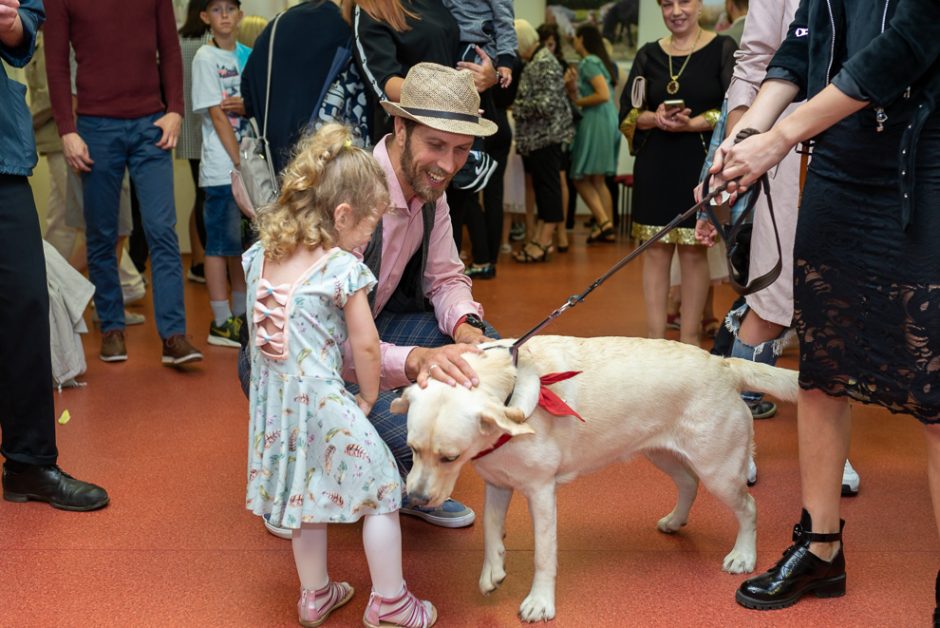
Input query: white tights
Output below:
<box><xmin>292</xmin><ymin>511</ymin><xmax>403</xmax><ymax>597</ymax></box>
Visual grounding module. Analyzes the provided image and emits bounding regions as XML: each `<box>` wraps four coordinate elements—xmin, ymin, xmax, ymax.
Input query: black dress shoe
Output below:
<box><xmin>3</xmin><ymin>464</ymin><xmax>109</xmax><ymax>511</ymax></box>
<box><xmin>736</xmin><ymin>509</ymin><xmax>846</xmax><ymax>610</ymax></box>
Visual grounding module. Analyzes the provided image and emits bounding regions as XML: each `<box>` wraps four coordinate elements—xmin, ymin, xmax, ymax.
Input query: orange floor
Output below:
<box><xmin>3</xmin><ymin>232</ymin><xmax>937</xmax><ymax>627</ymax></box>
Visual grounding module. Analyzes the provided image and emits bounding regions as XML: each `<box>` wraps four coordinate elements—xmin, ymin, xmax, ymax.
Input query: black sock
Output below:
<box><xmin>3</xmin><ymin>459</ymin><xmax>31</xmax><ymax>472</ymax></box>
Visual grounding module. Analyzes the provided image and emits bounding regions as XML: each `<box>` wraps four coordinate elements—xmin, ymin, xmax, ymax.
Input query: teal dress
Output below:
<box><xmin>570</xmin><ymin>55</ymin><xmax>619</xmax><ymax>178</ymax></box>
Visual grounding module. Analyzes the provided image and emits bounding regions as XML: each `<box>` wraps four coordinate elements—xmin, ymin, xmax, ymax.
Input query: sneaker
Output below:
<box><xmin>749</xmin><ymin>399</ymin><xmax>777</xmax><ymax>420</ymax></box>
<box><xmin>122</xmin><ymin>283</ymin><xmax>146</xmax><ymax>305</ymax></box>
<box><xmin>92</xmin><ymin>309</ymin><xmax>145</xmax><ymax>326</ymax></box>
<box><xmin>187</xmin><ymin>263</ymin><xmax>206</xmax><ymax>284</ymax></box>
<box><xmin>99</xmin><ymin>330</ymin><xmax>127</xmax><ymax>362</ymax></box>
<box><xmin>509</xmin><ymin>222</ymin><xmax>525</xmax><ymax>242</ymax></box>
<box><xmin>747</xmin><ymin>457</ymin><xmax>757</xmax><ymax>487</ymax></box>
<box><xmin>499</xmin><ymin>243</ymin><xmax>512</xmax><ymax>255</ymax></box>
<box><xmin>842</xmin><ymin>459</ymin><xmax>860</xmax><ymax>496</ymax></box>
<box><xmin>263</xmin><ymin>513</ymin><xmax>293</xmax><ymax>540</ymax></box>
<box><xmin>161</xmin><ymin>334</ymin><xmax>203</xmax><ymax>366</ymax></box>
<box><xmin>400</xmin><ymin>496</ymin><xmax>475</xmax><ymax>528</ymax></box>
<box><xmin>208</xmin><ymin>316</ymin><xmax>242</xmax><ymax>348</ymax></box>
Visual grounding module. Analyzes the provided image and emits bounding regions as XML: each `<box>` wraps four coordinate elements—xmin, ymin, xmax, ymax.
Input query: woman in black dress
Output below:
<box><xmin>713</xmin><ymin>0</ymin><xmax>940</xmax><ymax>616</ymax></box>
<box><xmin>620</xmin><ymin>0</ymin><xmax>735</xmax><ymax>345</ymax></box>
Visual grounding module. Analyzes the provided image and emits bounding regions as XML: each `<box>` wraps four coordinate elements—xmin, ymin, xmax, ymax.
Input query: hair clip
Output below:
<box><xmin>343</xmin><ymin>138</ymin><xmax>353</xmax><ymax>149</ymax></box>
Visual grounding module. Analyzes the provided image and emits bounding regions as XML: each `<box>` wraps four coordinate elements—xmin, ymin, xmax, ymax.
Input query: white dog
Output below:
<box><xmin>390</xmin><ymin>335</ymin><xmax>799</xmax><ymax>622</ymax></box>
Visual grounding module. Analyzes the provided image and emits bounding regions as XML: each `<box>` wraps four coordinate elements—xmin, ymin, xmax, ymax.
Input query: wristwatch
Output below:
<box><xmin>454</xmin><ymin>313</ymin><xmax>486</xmax><ymax>336</ymax></box>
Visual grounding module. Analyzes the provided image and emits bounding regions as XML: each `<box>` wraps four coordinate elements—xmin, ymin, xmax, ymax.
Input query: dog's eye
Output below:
<box><xmin>440</xmin><ymin>455</ymin><xmax>459</xmax><ymax>463</ymax></box>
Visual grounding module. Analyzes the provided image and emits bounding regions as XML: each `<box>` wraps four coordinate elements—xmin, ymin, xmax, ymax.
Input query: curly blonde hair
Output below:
<box><xmin>254</xmin><ymin>123</ymin><xmax>389</xmax><ymax>261</ymax></box>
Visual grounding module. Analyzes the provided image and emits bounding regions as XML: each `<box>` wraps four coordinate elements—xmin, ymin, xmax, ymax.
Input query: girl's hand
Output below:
<box><xmin>456</xmin><ymin>46</ymin><xmax>497</xmax><ymax>93</ymax></box>
<box><xmin>355</xmin><ymin>393</ymin><xmax>374</xmax><ymax>416</ymax></box>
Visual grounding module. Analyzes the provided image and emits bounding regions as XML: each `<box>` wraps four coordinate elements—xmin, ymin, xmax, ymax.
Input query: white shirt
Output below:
<box><xmin>192</xmin><ymin>44</ymin><xmax>250</xmax><ymax>187</ymax></box>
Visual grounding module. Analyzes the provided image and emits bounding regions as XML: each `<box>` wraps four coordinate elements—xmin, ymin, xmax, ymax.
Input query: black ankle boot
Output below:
<box><xmin>736</xmin><ymin>509</ymin><xmax>846</xmax><ymax>610</ymax></box>
<box><xmin>933</xmin><ymin>568</ymin><xmax>939</xmax><ymax>627</ymax></box>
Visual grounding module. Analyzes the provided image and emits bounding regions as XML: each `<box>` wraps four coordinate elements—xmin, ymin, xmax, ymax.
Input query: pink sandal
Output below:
<box><xmin>362</xmin><ymin>582</ymin><xmax>437</xmax><ymax>628</ymax></box>
<box><xmin>297</xmin><ymin>581</ymin><xmax>354</xmax><ymax>627</ymax></box>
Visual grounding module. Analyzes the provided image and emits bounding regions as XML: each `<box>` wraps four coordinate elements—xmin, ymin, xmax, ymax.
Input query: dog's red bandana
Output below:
<box><xmin>472</xmin><ymin>371</ymin><xmax>583</xmax><ymax>460</ymax></box>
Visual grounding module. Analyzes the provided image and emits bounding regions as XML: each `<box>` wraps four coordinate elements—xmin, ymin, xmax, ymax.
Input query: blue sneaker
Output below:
<box><xmin>400</xmin><ymin>496</ymin><xmax>476</xmax><ymax>528</ymax></box>
<box><xmin>263</xmin><ymin>513</ymin><xmax>293</xmax><ymax>539</ymax></box>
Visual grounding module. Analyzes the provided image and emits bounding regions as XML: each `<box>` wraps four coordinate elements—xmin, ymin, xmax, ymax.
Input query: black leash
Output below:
<box><xmin>508</xmin><ymin>128</ymin><xmax>783</xmax><ymax>366</ymax></box>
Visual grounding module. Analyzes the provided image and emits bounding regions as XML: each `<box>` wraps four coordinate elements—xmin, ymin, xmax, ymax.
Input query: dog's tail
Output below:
<box><xmin>724</xmin><ymin>358</ymin><xmax>799</xmax><ymax>403</ymax></box>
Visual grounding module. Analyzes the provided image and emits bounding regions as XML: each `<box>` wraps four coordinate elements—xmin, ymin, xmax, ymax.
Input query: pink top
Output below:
<box><xmin>341</xmin><ymin>135</ymin><xmax>484</xmax><ymax>390</ymax></box>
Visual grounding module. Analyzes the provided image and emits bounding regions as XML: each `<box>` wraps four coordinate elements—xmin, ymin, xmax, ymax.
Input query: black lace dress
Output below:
<box><xmin>794</xmin><ymin>108</ymin><xmax>940</xmax><ymax>423</ymax></box>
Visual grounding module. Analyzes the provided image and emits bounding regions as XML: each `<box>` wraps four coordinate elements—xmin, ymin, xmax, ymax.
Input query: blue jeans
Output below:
<box><xmin>78</xmin><ymin>114</ymin><xmax>185</xmax><ymax>338</ymax></box>
<box><xmin>202</xmin><ymin>185</ymin><xmax>242</xmax><ymax>257</ymax></box>
<box><xmin>727</xmin><ymin>302</ymin><xmax>790</xmax><ymax>404</ymax></box>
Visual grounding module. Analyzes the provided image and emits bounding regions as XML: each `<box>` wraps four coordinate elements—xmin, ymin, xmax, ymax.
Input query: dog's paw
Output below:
<box><xmin>479</xmin><ymin>560</ymin><xmax>507</xmax><ymax>595</ymax></box>
<box><xmin>722</xmin><ymin>548</ymin><xmax>757</xmax><ymax>574</ymax></box>
<box><xmin>656</xmin><ymin>512</ymin><xmax>687</xmax><ymax>534</ymax></box>
<box><xmin>518</xmin><ymin>591</ymin><xmax>555</xmax><ymax>623</ymax></box>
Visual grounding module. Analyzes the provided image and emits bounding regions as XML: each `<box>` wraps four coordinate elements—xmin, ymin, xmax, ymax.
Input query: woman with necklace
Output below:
<box><xmin>619</xmin><ymin>0</ymin><xmax>736</xmax><ymax>346</ymax></box>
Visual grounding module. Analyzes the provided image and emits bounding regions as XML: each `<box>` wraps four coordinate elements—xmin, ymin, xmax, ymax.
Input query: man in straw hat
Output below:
<box><xmin>352</xmin><ymin>62</ymin><xmax>498</xmax><ymax>528</ymax></box>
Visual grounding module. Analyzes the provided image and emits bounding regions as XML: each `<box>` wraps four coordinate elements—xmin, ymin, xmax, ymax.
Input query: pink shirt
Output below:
<box><xmin>341</xmin><ymin>134</ymin><xmax>483</xmax><ymax>390</ymax></box>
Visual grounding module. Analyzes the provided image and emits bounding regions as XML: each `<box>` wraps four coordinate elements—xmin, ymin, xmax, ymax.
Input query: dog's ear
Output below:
<box><xmin>389</xmin><ymin>387</ymin><xmax>413</xmax><ymax>415</ymax></box>
<box><xmin>480</xmin><ymin>404</ymin><xmax>535</xmax><ymax>437</ymax></box>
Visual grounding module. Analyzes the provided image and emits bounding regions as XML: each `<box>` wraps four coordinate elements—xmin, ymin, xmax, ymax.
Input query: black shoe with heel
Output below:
<box><xmin>933</xmin><ymin>568</ymin><xmax>940</xmax><ymax>627</ymax></box>
<box><xmin>736</xmin><ymin>509</ymin><xmax>846</xmax><ymax>610</ymax></box>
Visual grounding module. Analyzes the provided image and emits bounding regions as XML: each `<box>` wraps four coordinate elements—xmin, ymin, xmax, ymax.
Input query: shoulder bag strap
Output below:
<box><xmin>262</xmin><ymin>13</ymin><xmax>282</xmax><ymax>142</ymax></box>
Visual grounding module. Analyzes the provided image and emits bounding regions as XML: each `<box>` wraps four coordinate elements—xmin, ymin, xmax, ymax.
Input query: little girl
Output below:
<box><xmin>244</xmin><ymin>123</ymin><xmax>437</xmax><ymax>628</ymax></box>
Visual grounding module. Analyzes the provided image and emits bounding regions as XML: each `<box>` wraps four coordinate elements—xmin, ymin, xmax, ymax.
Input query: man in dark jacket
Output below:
<box><xmin>0</xmin><ymin>0</ymin><xmax>108</xmax><ymax>511</ymax></box>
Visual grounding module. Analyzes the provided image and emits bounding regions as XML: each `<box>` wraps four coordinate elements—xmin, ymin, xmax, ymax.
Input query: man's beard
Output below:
<box><xmin>400</xmin><ymin>132</ymin><xmax>450</xmax><ymax>203</ymax></box>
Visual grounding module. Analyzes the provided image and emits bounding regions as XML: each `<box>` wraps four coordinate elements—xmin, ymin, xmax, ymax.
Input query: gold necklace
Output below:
<box><xmin>666</xmin><ymin>28</ymin><xmax>702</xmax><ymax>95</ymax></box>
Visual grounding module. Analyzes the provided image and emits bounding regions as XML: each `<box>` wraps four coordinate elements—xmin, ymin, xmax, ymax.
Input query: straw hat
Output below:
<box><xmin>381</xmin><ymin>63</ymin><xmax>497</xmax><ymax>137</ymax></box>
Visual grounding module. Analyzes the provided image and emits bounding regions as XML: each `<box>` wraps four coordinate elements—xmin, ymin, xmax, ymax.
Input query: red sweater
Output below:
<box><xmin>44</xmin><ymin>0</ymin><xmax>184</xmax><ymax>136</ymax></box>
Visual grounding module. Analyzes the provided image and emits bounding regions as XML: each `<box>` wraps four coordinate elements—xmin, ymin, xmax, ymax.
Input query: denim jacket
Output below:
<box><xmin>766</xmin><ymin>0</ymin><xmax>940</xmax><ymax>228</ymax></box>
<box><xmin>0</xmin><ymin>0</ymin><xmax>43</xmax><ymax>177</ymax></box>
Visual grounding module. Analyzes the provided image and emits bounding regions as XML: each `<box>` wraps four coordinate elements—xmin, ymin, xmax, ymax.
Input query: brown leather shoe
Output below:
<box><xmin>99</xmin><ymin>330</ymin><xmax>127</xmax><ymax>362</ymax></box>
<box><xmin>161</xmin><ymin>334</ymin><xmax>203</xmax><ymax>366</ymax></box>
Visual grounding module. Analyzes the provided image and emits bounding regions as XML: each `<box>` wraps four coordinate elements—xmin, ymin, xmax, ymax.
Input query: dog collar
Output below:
<box><xmin>472</xmin><ymin>371</ymin><xmax>584</xmax><ymax>461</ymax></box>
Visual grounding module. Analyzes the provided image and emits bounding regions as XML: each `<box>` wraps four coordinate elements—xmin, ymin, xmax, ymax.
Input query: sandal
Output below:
<box><xmin>586</xmin><ymin>220</ymin><xmax>616</xmax><ymax>244</ymax></box>
<box><xmin>363</xmin><ymin>582</ymin><xmax>437</xmax><ymax>628</ymax></box>
<box><xmin>298</xmin><ymin>581</ymin><xmax>354</xmax><ymax>627</ymax></box>
<box><xmin>513</xmin><ymin>241</ymin><xmax>552</xmax><ymax>264</ymax></box>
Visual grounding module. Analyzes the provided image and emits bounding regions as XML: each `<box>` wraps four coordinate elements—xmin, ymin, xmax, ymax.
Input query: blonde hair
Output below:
<box><xmin>254</xmin><ymin>123</ymin><xmax>390</xmax><ymax>261</ymax></box>
<box><xmin>348</xmin><ymin>0</ymin><xmax>418</xmax><ymax>32</ymax></box>
<box><xmin>237</xmin><ymin>15</ymin><xmax>268</xmax><ymax>48</ymax></box>
<box><xmin>514</xmin><ymin>19</ymin><xmax>538</xmax><ymax>57</ymax></box>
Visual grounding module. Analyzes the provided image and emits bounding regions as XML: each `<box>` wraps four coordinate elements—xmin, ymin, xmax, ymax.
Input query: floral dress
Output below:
<box><xmin>243</xmin><ymin>243</ymin><xmax>401</xmax><ymax>528</ymax></box>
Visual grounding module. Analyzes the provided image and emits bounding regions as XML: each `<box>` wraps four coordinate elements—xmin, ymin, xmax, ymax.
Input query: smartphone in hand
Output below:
<box><xmin>663</xmin><ymin>98</ymin><xmax>686</xmax><ymax>112</ymax></box>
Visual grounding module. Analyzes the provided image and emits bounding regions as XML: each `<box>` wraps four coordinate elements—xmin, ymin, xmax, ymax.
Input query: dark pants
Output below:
<box><xmin>0</xmin><ymin>175</ymin><xmax>58</xmax><ymax>466</ymax></box>
<box><xmin>522</xmin><ymin>143</ymin><xmax>565</xmax><ymax>224</ymax></box>
<box><xmin>465</xmin><ymin>141</ymin><xmax>509</xmax><ymax>265</ymax></box>
<box><xmin>187</xmin><ymin>158</ymin><xmax>207</xmax><ymax>251</ymax></box>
